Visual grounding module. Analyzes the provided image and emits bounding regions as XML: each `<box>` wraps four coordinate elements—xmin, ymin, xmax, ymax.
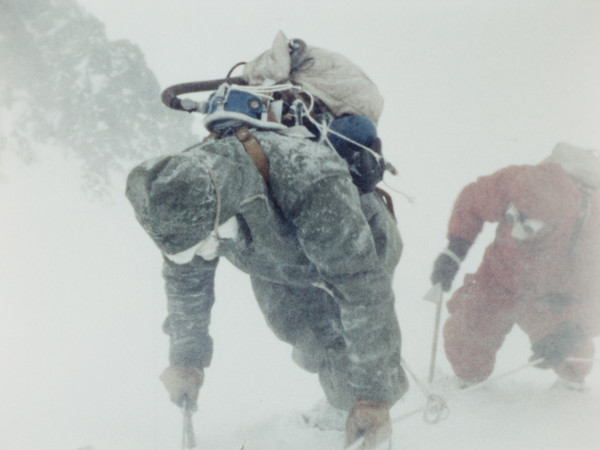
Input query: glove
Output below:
<box><xmin>431</xmin><ymin>236</ymin><xmax>472</xmax><ymax>291</ymax></box>
<box><xmin>160</xmin><ymin>366</ymin><xmax>204</xmax><ymax>408</ymax></box>
<box><xmin>529</xmin><ymin>322</ymin><xmax>585</xmax><ymax>369</ymax></box>
<box><xmin>345</xmin><ymin>400</ymin><xmax>392</xmax><ymax>449</ymax></box>
<box><xmin>431</xmin><ymin>253</ymin><xmax>460</xmax><ymax>292</ymax></box>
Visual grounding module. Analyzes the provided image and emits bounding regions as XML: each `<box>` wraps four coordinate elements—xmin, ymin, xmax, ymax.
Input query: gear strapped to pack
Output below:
<box><xmin>160</xmin><ymin>78</ymin><xmax>392</xmax><ymax>191</ymax></box>
<box><xmin>161</xmin><ymin>78</ymin><xmax>398</xmax><ymax>217</ymax></box>
<box><xmin>159</xmin><ymin>35</ymin><xmax>399</xmax><ymax>201</ymax></box>
<box><xmin>544</xmin><ymin>143</ymin><xmax>600</xmax><ymax>256</ymax></box>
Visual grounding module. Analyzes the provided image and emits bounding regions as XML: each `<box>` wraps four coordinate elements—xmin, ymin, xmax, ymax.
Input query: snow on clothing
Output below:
<box><xmin>443</xmin><ymin>162</ymin><xmax>600</xmax><ymax>383</ymax></box>
<box><xmin>126</xmin><ymin>131</ymin><xmax>407</xmax><ymax>409</ymax></box>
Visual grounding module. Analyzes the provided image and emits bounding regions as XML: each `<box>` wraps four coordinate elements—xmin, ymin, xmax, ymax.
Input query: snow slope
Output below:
<box><xmin>2</xmin><ymin>1</ymin><xmax>600</xmax><ymax>449</ymax></box>
<box><xmin>2</xmin><ymin>140</ymin><xmax>600</xmax><ymax>450</ymax></box>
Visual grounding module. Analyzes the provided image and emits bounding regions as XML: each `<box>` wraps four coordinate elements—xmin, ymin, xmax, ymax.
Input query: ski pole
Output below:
<box><xmin>423</xmin><ymin>284</ymin><xmax>444</xmax><ymax>384</ymax></box>
<box><xmin>182</xmin><ymin>398</ymin><xmax>197</xmax><ymax>449</ymax></box>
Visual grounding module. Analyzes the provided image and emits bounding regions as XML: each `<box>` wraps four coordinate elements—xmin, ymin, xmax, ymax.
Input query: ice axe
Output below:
<box><xmin>423</xmin><ymin>283</ymin><xmax>444</xmax><ymax>384</ymax></box>
<box><xmin>181</xmin><ymin>398</ymin><xmax>197</xmax><ymax>449</ymax></box>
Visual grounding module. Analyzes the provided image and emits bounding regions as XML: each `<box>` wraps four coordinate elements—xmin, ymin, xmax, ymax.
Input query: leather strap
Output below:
<box><xmin>374</xmin><ymin>187</ymin><xmax>396</xmax><ymax>221</ymax></box>
<box><xmin>235</xmin><ymin>126</ymin><xmax>270</xmax><ymax>183</ymax></box>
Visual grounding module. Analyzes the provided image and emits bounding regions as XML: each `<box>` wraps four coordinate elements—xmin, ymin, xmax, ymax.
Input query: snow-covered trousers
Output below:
<box><xmin>443</xmin><ymin>273</ymin><xmax>595</xmax><ymax>384</ymax></box>
<box><xmin>250</xmin><ymin>276</ymin><xmax>406</xmax><ymax>410</ymax></box>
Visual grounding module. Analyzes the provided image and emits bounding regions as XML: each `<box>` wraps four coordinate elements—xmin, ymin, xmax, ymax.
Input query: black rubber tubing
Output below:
<box><xmin>161</xmin><ymin>76</ymin><xmax>246</xmax><ymax>111</ymax></box>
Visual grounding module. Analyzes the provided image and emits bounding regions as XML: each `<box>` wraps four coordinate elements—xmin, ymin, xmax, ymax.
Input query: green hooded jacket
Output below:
<box><xmin>126</xmin><ymin>131</ymin><xmax>405</xmax><ymax>405</ymax></box>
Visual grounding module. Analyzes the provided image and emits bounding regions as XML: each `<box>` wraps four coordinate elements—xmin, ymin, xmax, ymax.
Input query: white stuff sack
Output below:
<box><xmin>243</xmin><ymin>31</ymin><xmax>384</xmax><ymax>124</ymax></box>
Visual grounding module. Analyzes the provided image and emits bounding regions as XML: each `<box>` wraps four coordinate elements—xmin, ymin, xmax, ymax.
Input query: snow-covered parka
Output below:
<box><xmin>126</xmin><ymin>131</ymin><xmax>406</xmax><ymax>406</ymax></box>
<box><xmin>446</xmin><ymin>162</ymin><xmax>600</xmax><ymax>337</ymax></box>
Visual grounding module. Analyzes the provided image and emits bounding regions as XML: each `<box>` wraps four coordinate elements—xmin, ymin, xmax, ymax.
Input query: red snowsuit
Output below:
<box><xmin>443</xmin><ymin>162</ymin><xmax>600</xmax><ymax>383</ymax></box>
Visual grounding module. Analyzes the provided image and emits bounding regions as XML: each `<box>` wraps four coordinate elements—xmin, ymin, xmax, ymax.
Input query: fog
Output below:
<box><xmin>2</xmin><ymin>1</ymin><xmax>600</xmax><ymax>448</ymax></box>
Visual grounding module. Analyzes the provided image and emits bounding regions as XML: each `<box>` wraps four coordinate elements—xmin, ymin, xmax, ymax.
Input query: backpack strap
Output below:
<box><xmin>374</xmin><ymin>187</ymin><xmax>396</xmax><ymax>221</ymax></box>
<box><xmin>569</xmin><ymin>185</ymin><xmax>592</xmax><ymax>255</ymax></box>
<box><xmin>232</xmin><ymin>126</ymin><xmax>396</xmax><ymax>222</ymax></box>
<box><xmin>235</xmin><ymin>126</ymin><xmax>270</xmax><ymax>183</ymax></box>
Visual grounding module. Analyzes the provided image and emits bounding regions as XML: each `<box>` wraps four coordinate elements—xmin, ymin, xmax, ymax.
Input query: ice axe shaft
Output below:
<box><xmin>424</xmin><ymin>284</ymin><xmax>444</xmax><ymax>384</ymax></box>
<box><xmin>182</xmin><ymin>399</ymin><xmax>197</xmax><ymax>449</ymax></box>
<box><xmin>345</xmin><ymin>436</ymin><xmax>391</xmax><ymax>450</ymax></box>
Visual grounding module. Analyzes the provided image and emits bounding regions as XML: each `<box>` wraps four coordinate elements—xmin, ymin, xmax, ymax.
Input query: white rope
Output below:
<box><xmin>385</xmin><ymin>358</ymin><xmax>544</xmax><ymax>430</ymax></box>
<box><xmin>302</xmin><ymin>108</ymin><xmax>385</xmax><ymax>164</ymax></box>
<box><xmin>400</xmin><ymin>358</ymin><xmax>450</xmax><ymax>424</ymax></box>
<box><xmin>232</xmin><ymin>82</ymin><xmax>385</xmax><ymax>164</ymax></box>
<box><xmin>179</xmin><ymin>142</ymin><xmax>223</xmax><ymax>235</ymax></box>
<box><xmin>234</xmin><ymin>83</ymin><xmax>298</xmax><ymax>93</ymax></box>
<box><xmin>381</xmin><ymin>178</ymin><xmax>416</xmax><ymax>204</ymax></box>
<box><xmin>229</xmin><ymin>82</ymin><xmax>301</xmax><ymax>103</ymax></box>
<box><xmin>458</xmin><ymin>359</ymin><xmax>543</xmax><ymax>395</ymax></box>
<box><xmin>345</xmin><ymin>357</ymin><xmax>599</xmax><ymax>449</ymax></box>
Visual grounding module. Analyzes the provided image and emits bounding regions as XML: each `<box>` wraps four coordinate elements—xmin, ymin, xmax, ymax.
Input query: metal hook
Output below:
<box><xmin>423</xmin><ymin>394</ymin><xmax>449</xmax><ymax>424</ymax></box>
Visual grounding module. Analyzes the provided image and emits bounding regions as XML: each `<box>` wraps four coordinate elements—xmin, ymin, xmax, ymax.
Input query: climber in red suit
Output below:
<box><xmin>430</xmin><ymin>144</ymin><xmax>600</xmax><ymax>388</ymax></box>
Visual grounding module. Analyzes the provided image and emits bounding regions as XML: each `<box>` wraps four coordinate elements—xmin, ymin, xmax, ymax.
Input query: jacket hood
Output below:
<box><xmin>126</xmin><ymin>144</ymin><xmax>251</xmax><ymax>255</ymax></box>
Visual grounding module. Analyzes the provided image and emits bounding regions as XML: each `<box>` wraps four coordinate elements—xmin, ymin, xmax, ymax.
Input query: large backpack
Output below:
<box><xmin>160</xmin><ymin>32</ymin><xmax>392</xmax><ymax>193</ymax></box>
<box><xmin>242</xmin><ymin>31</ymin><xmax>389</xmax><ymax>192</ymax></box>
<box><xmin>545</xmin><ymin>142</ymin><xmax>600</xmax><ymax>190</ymax></box>
<box><xmin>545</xmin><ymin>142</ymin><xmax>600</xmax><ymax>253</ymax></box>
